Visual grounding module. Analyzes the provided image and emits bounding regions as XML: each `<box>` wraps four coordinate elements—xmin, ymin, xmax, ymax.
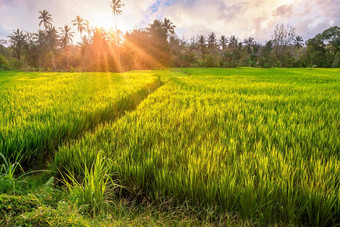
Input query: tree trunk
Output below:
<box><xmin>65</xmin><ymin>47</ymin><xmax>69</xmax><ymax>69</ymax></box>
<box><xmin>115</xmin><ymin>14</ymin><xmax>121</xmax><ymax>72</ymax></box>
<box><xmin>49</xmin><ymin>43</ymin><xmax>56</xmax><ymax>71</ymax></box>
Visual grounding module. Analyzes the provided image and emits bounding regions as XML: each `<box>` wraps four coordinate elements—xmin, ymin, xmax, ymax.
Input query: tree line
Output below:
<box><xmin>0</xmin><ymin>1</ymin><xmax>339</xmax><ymax>71</ymax></box>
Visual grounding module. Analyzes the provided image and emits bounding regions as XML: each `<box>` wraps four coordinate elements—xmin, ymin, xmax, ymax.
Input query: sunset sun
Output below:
<box><xmin>89</xmin><ymin>13</ymin><xmax>116</xmax><ymax>30</ymax></box>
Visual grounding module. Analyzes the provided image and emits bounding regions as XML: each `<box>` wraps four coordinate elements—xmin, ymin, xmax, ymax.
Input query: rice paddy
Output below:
<box><xmin>1</xmin><ymin>68</ymin><xmax>340</xmax><ymax>225</ymax></box>
<box><xmin>0</xmin><ymin>71</ymin><xmax>161</xmax><ymax>166</ymax></box>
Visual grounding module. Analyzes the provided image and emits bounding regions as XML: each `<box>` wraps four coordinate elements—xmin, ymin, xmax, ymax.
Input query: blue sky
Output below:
<box><xmin>0</xmin><ymin>0</ymin><xmax>339</xmax><ymax>43</ymax></box>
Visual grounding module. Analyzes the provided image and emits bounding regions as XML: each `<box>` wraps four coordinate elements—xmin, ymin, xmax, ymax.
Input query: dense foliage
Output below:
<box><xmin>1</xmin><ymin>11</ymin><xmax>339</xmax><ymax>71</ymax></box>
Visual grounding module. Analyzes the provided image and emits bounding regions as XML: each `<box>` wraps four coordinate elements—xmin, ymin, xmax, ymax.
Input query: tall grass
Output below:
<box><xmin>0</xmin><ymin>71</ymin><xmax>161</xmax><ymax>168</ymax></box>
<box><xmin>60</xmin><ymin>151</ymin><xmax>116</xmax><ymax>216</ymax></box>
<box><xmin>0</xmin><ymin>151</ymin><xmax>24</xmax><ymax>194</ymax></box>
<box><xmin>55</xmin><ymin>68</ymin><xmax>340</xmax><ymax>226</ymax></box>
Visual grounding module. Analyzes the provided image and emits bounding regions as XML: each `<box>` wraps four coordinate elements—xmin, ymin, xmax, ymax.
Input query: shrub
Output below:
<box><xmin>0</xmin><ymin>194</ymin><xmax>39</xmax><ymax>226</ymax></box>
<box><xmin>0</xmin><ymin>55</ymin><xmax>9</xmax><ymax>70</ymax></box>
<box><xmin>16</xmin><ymin>201</ymin><xmax>91</xmax><ymax>227</ymax></box>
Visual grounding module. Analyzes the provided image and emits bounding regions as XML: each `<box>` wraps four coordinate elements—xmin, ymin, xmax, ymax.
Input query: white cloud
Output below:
<box><xmin>0</xmin><ymin>0</ymin><xmax>157</xmax><ymax>41</ymax></box>
<box><xmin>0</xmin><ymin>0</ymin><xmax>339</xmax><ymax>43</ymax></box>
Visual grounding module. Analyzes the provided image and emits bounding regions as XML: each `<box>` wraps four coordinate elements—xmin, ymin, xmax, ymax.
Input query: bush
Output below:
<box><xmin>0</xmin><ymin>55</ymin><xmax>10</xmax><ymax>70</ymax></box>
<box><xmin>331</xmin><ymin>51</ymin><xmax>340</xmax><ymax>68</ymax></box>
<box><xmin>0</xmin><ymin>194</ymin><xmax>39</xmax><ymax>226</ymax></box>
<box><xmin>16</xmin><ymin>201</ymin><xmax>91</xmax><ymax>227</ymax></box>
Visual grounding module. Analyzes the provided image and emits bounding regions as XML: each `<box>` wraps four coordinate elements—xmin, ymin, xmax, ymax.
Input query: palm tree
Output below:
<box><xmin>243</xmin><ymin>37</ymin><xmax>255</xmax><ymax>54</ymax></box>
<box><xmin>208</xmin><ymin>32</ymin><xmax>217</xmax><ymax>48</ymax></box>
<box><xmin>59</xmin><ymin>25</ymin><xmax>74</xmax><ymax>46</ymax></box>
<box><xmin>228</xmin><ymin>35</ymin><xmax>238</xmax><ymax>49</ymax></box>
<box><xmin>59</xmin><ymin>25</ymin><xmax>74</xmax><ymax>68</ymax></box>
<box><xmin>38</xmin><ymin>10</ymin><xmax>52</xmax><ymax>29</ymax></box>
<box><xmin>84</xmin><ymin>19</ymin><xmax>92</xmax><ymax>40</ymax></box>
<box><xmin>46</xmin><ymin>27</ymin><xmax>59</xmax><ymax>55</ymax></box>
<box><xmin>72</xmin><ymin>16</ymin><xmax>85</xmax><ymax>42</ymax></box>
<box><xmin>8</xmin><ymin>29</ymin><xmax>27</xmax><ymax>60</ymax></box>
<box><xmin>39</xmin><ymin>10</ymin><xmax>56</xmax><ymax>70</ymax></box>
<box><xmin>163</xmin><ymin>18</ymin><xmax>176</xmax><ymax>37</ymax></box>
<box><xmin>198</xmin><ymin>35</ymin><xmax>206</xmax><ymax>57</ymax></box>
<box><xmin>34</xmin><ymin>30</ymin><xmax>47</xmax><ymax>46</ymax></box>
<box><xmin>110</xmin><ymin>0</ymin><xmax>124</xmax><ymax>72</ymax></box>
<box><xmin>219</xmin><ymin>35</ymin><xmax>228</xmax><ymax>50</ymax></box>
<box><xmin>34</xmin><ymin>30</ymin><xmax>48</xmax><ymax>67</ymax></box>
<box><xmin>294</xmin><ymin>36</ymin><xmax>304</xmax><ymax>49</ymax></box>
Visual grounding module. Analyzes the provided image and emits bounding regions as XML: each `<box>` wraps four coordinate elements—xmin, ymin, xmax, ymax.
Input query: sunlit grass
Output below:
<box><xmin>55</xmin><ymin>68</ymin><xmax>340</xmax><ymax>225</ymax></box>
<box><xmin>0</xmin><ymin>71</ymin><xmax>161</xmax><ymax>167</ymax></box>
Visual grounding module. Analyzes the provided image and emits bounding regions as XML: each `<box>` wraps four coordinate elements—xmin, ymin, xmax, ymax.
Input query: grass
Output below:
<box><xmin>0</xmin><ymin>71</ymin><xmax>161</xmax><ymax>167</ymax></box>
<box><xmin>61</xmin><ymin>151</ymin><xmax>116</xmax><ymax>216</ymax></box>
<box><xmin>54</xmin><ymin>68</ymin><xmax>340</xmax><ymax>226</ymax></box>
<box><xmin>1</xmin><ymin>68</ymin><xmax>340</xmax><ymax>226</ymax></box>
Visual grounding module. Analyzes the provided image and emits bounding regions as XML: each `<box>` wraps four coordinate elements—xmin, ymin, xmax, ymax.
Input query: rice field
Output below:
<box><xmin>0</xmin><ymin>71</ymin><xmax>161</xmax><ymax>166</ymax></box>
<box><xmin>1</xmin><ymin>68</ymin><xmax>340</xmax><ymax>225</ymax></box>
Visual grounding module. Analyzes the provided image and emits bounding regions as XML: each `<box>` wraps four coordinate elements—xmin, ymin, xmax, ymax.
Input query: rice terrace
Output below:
<box><xmin>0</xmin><ymin>0</ymin><xmax>340</xmax><ymax>226</ymax></box>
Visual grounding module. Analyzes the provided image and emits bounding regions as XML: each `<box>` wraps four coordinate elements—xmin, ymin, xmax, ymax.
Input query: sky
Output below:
<box><xmin>0</xmin><ymin>0</ymin><xmax>339</xmax><ymax>44</ymax></box>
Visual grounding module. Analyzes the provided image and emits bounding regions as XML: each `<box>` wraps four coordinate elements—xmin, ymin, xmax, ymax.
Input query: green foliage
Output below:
<box><xmin>55</xmin><ymin>68</ymin><xmax>340</xmax><ymax>226</ymax></box>
<box><xmin>16</xmin><ymin>201</ymin><xmax>91</xmax><ymax>227</ymax></box>
<box><xmin>332</xmin><ymin>51</ymin><xmax>340</xmax><ymax>68</ymax></box>
<box><xmin>0</xmin><ymin>194</ymin><xmax>39</xmax><ymax>226</ymax></box>
<box><xmin>0</xmin><ymin>71</ymin><xmax>161</xmax><ymax>168</ymax></box>
<box><xmin>3</xmin><ymin>15</ymin><xmax>340</xmax><ymax>70</ymax></box>
<box><xmin>60</xmin><ymin>151</ymin><xmax>117</xmax><ymax>216</ymax></box>
<box><xmin>0</xmin><ymin>55</ymin><xmax>10</xmax><ymax>70</ymax></box>
<box><xmin>0</xmin><ymin>151</ymin><xmax>25</xmax><ymax>194</ymax></box>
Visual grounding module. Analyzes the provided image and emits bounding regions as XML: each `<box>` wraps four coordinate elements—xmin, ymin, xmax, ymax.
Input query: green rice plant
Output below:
<box><xmin>0</xmin><ymin>71</ymin><xmax>161</xmax><ymax>168</ymax></box>
<box><xmin>0</xmin><ymin>151</ymin><xmax>24</xmax><ymax>194</ymax></box>
<box><xmin>55</xmin><ymin>68</ymin><xmax>340</xmax><ymax>226</ymax></box>
<box><xmin>60</xmin><ymin>151</ymin><xmax>117</xmax><ymax>216</ymax></box>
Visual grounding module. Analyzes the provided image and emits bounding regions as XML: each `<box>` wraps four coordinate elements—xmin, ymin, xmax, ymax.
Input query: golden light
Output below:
<box><xmin>87</xmin><ymin>12</ymin><xmax>128</xmax><ymax>31</ymax></box>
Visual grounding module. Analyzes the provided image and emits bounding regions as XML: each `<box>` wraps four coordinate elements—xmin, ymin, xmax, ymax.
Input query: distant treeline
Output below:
<box><xmin>0</xmin><ymin>10</ymin><xmax>339</xmax><ymax>71</ymax></box>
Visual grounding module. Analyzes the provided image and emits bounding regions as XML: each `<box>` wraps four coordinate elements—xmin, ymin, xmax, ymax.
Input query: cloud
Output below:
<box><xmin>0</xmin><ymin>25</ymin><xmax>10</xmax><ymax>37</ymax></box>
<box><xmin>273</xmin><ymin>5</ymin><xmax>293</xmax><ymax>17</ymax></box>
<box><xmin>0</xmin><ymin>0</ymin><xmax>339</xmax><ymax>43</ymax></box>
<box><xmin>0</xmin><ymin>0</ymin><xmax>157</xmax><ymax>40</ymax></box>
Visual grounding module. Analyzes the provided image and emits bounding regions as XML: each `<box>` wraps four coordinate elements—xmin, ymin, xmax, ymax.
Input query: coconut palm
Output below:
<box><xmin>294</xmin><ymin>36</ymin><xmax>304</xmax><ymax>49</ymax></box>
<box><xmin>163</xmin><ymin>18</ymin><xmax>176</xmax><ymax>36</ymax></box>
<box><xmin>84</xmin><ymin>19</ymin><xmax>92</xmax><ymax>40</ymax></box>
<box><xmin>39</xmin><ymin>10</ymin><xmax>56</xmax><ymax>70</ymax></box>
<box><xmin>59</xmin><ymin>25</ymin><xmax>74</xmax><ymax>68</ymax></box>
<box><xmin>197</xmin><ymin>35</ymin><xmax>206</xmax><ymax>57</ymax></box>
<box><xmin>59</xmin><ymin>25</ymin><xmax>74</xmax><ymax>46</ymax></box>
<box><xmin>46</xmin><ymin>27</ymin><xmax>59</xmax><ymax>51</ymax></box>
<box><xmin>208</xmin><ymin>32</ymin><xmax>217</xmax><ymax>48</ymax></box>
<box><xmin>8</xmin><ymin>29</ymin><xmax>27</xmax><ymax>60</ymax></box>
<box><xmin>243</xmin><ymin>37</ymin><xmax>255</xmax><ymax>54</ymax></box>
<box><xmin>219</xmin><ymin>35</ymin><xmax>228</xmax><ymax>50</ymax></box>
<box><xmin>38</xmin><ymin>10</ymin><xmax>52</xmax><ymax>30</ymax></box>
<box><xmin>34</xmin><ymin>30</ymin><xmax>47</xmax><ymax>46</ymax></box>
<box><xmin>110</xmin><ymin>0</ymin><xmax>124</xmax><ymax>71</ymax></box>
<box><xmin>72</xmin><ymin>16</ymin><xmax>85</xmax><ymax>42</ymax></box>
<box><xmin>228</xmin><ymin>35</ymin><xmax>238</xmax><ymax>49</ymax></box>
